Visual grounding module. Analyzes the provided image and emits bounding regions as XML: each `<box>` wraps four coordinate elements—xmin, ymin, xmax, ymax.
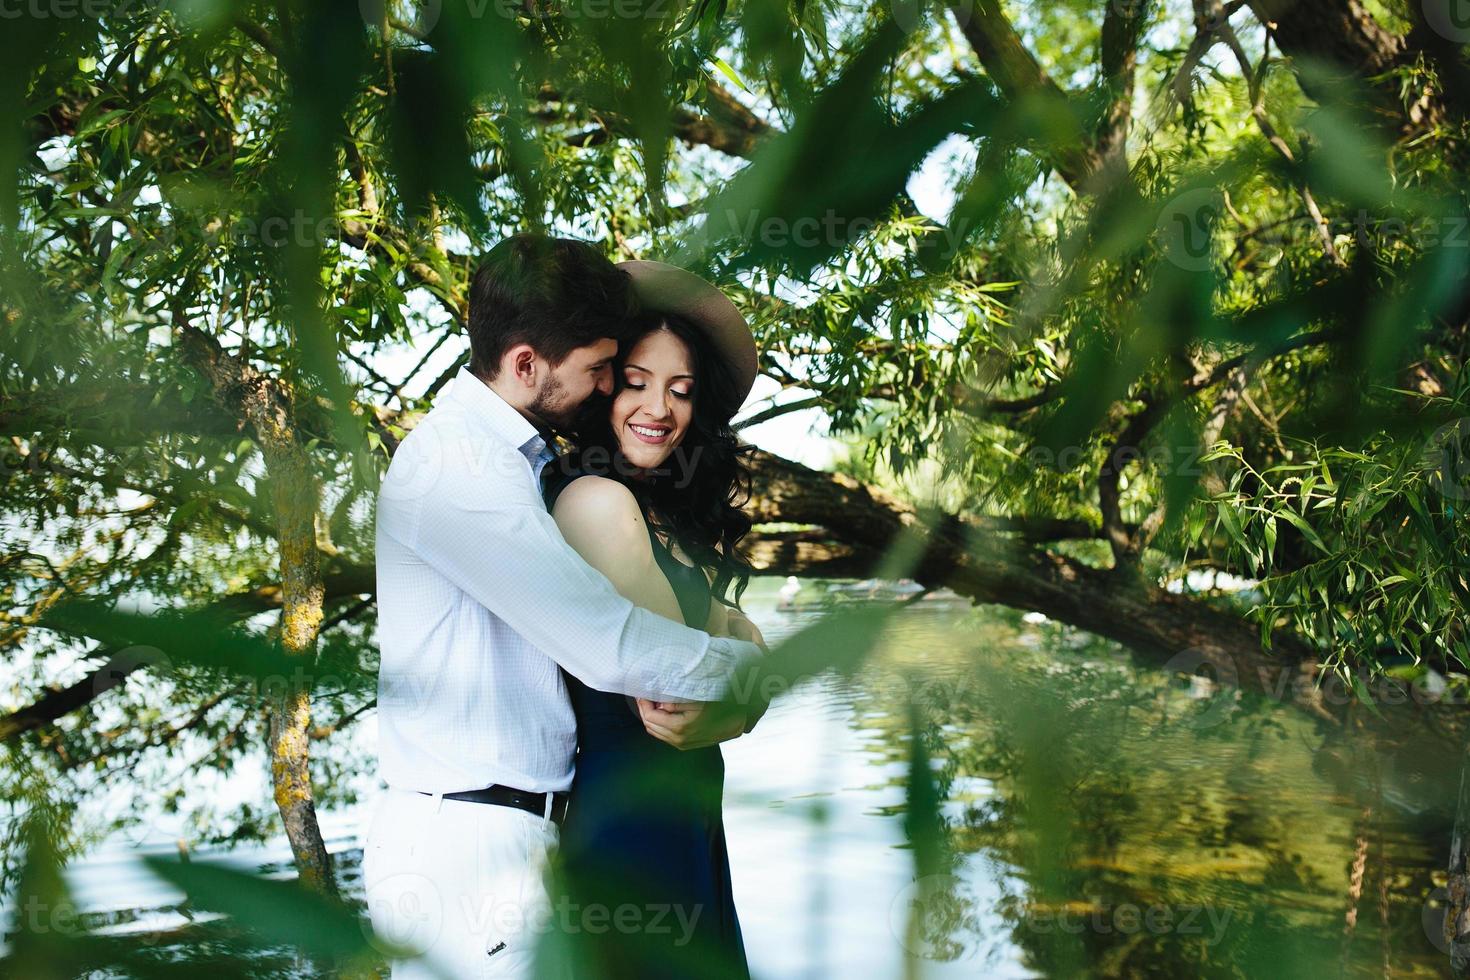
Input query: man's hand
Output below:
<box><xmin>637</xmin><ymin>697</ymin><xmax>745</xmax><ymax>750</ymax></box>
<box><xmin>640</xmin><ymin>608</ymin><xmax>770</xmax><ymax>748</ymax></box>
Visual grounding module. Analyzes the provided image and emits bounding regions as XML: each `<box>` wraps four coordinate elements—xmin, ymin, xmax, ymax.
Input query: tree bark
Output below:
<box><xmin>261</xmin><ymin>445</ymin><xmax>335</xmax><ymax>898</ymax></box>
<box><xmin>945</xmin><ymin>0</ymin><xmax>1101</xmax><ymax>192</ymax></box>
<box><xmin>742</xmin><ymin>449</ymin><xmax>1426</xmax><ymax>731</ymax></box>
<box><xmin>177</xmin><ymin>325</ymin><xmax>337</xmax><ymax>897</ymax></box>
<box><xmin>1449</xmin><ymin>742</ymin><xmax>1470</xmax><ymax>976</ymax></box>
<box><xmin>1247</xmin><ymin>0</ymin><xmax>1452</xmax><ymax>138</ymax></box>
<box><xmin>1094</xmin><ymin>0</ymin><xmax>1145</xmax><ymax>179</ymax></box>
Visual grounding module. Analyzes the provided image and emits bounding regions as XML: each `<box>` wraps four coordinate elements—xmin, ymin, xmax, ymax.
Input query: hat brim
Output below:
<box><xmin>617</xmin><ymin>260</ymin><xmax>758</xmax><ymax>412</ymax></box>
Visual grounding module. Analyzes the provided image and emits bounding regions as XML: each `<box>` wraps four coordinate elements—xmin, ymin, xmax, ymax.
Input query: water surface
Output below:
<box><xmin>31</xmin><ymin>580</ymin><xmax>1456</xmax><ymax>977</ymax></box>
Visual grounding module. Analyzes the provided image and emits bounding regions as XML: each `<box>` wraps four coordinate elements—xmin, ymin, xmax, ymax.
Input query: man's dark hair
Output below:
<box><xmin>467</xmin><ymin>234</ymin><xmax>639</xmax><ymax>379</ymax></box>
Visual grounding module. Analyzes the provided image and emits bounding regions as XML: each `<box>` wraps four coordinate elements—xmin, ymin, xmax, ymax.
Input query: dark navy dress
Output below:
<box><xmin>542</xmin><ymin>469</ymin><xmax>750</xmax><ymax>980</ymax></box>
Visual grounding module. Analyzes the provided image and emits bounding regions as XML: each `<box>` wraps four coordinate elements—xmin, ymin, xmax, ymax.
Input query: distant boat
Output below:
<box><xmin>823</xmin><ymin>579</ymin><xmax>966</xmax><ymax>608</ymax></box>
<box><xmin>774</xmin><ymin>578</ymin><xmax>968</xmax><ymax>610</ymax></box>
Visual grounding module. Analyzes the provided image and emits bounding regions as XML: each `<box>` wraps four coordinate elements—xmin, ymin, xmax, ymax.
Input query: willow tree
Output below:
<box><xmin>1</xmin><ymin>0</ymin><xmax>1467</xmax><ymax>957</ymax></box>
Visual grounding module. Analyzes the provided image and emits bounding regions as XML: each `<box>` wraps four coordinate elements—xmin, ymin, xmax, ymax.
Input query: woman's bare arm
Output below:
<box><xmin>551</xmin><ymin>476</ymin><xmax>686</xmax><ymax>625</ymax></box>
<box><xmin>704</xmin><ymin>594</ymin><xmax>730</xmax><ymax>636</ymax></box>
<box><xmin>555</xmin><ymin>476</ymin><xmax>757</xmax><ymax>742</ymax></box>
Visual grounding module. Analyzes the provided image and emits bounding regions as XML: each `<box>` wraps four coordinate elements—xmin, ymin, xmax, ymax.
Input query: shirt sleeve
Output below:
<box><xmin>385</xmin><ymin>421</ymin><xmax>759</xmax><ymax>701</ymax></box>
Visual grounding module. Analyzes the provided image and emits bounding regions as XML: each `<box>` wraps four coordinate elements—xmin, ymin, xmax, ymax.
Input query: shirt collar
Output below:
<box><xmin>443</xmin><ymin>367</ymin><xmax>552</xmax><ymax>462</ymax></box>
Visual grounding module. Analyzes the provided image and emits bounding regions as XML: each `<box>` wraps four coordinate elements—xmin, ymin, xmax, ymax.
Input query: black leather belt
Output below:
<box><xmin>419</xmin><ymin>785</ymin><xmax>569</xmax><ymax>825</ymax></box>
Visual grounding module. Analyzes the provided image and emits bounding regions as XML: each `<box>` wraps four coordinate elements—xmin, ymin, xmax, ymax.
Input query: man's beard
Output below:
<box><xmin>529</xmin><ymin>374</ymin><xmax>603</xmax><ymax>433</ymax></box>
<box><xmin>527</xmin><ymin>375</ymin><xmax>571</xmax><ymax>430</ymax></box>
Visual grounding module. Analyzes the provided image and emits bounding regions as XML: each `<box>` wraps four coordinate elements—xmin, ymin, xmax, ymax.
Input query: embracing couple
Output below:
<box><xmin>364</xmin><ymin>233</ymin><xmax>767</xmax><ymax>980</ymax></box>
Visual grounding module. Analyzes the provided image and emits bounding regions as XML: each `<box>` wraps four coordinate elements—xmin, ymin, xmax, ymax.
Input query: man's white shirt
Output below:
<box><xmin>374</xmin><ymin>368</ymin><xmax>759</xmax><ymax>794</ymax></box>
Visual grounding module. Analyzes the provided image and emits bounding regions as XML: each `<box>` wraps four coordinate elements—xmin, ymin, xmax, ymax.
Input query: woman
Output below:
<box><xmin>539</xmin><ymin>260</ymin><xmax>763</xmax><ymax>980</ymax></box>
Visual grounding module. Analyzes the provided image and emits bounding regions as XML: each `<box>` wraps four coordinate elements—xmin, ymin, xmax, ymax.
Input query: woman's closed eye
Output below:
<box><xmin>624</xmin><ymin>382</ymin><xmax>692</xmax><ymax>400</ymax></box>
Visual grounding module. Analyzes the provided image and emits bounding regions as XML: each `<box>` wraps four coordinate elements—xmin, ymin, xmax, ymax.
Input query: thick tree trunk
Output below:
<box><xmin>1449</xmin><ymin>744</ymin><xmax>1470</xmax><ymax>977</ymax></box>
<box><xmin>1247</xmin><ymin>0</ymin><xmax>1451</xmax><ymax>138</ymax></box>
<box><xmin>742</xmin><ymin>449</ymin><xmax>1455</xmax><ymax>734</ymax></box>
<box><xmin>263</xmin><ymin>447</ymin><xmax>335</xmax><ymax>897</ymax></box>
<box><xmin>178</xmin><ymin>325</ymin><xmax>336</xmax><ymax>897</ymax></box>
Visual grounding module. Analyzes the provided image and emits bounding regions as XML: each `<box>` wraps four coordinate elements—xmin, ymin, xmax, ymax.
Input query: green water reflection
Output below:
<box><xmin>817</xmin><ymin>589</ymin><xmax>1450</xmax><ymax>978</ymax></box>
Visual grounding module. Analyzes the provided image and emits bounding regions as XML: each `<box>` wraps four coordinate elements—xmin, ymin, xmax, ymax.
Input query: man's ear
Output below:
<box><xmin>503</xmin><ymin>344</ymin><xmax>539</xmax><ymax>388</ymax></box>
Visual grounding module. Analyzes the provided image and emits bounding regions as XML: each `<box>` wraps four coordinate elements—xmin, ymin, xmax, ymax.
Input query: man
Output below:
<box><xmin>364</xmin><ymin>234</ymin><xmax>763</xmax><ymax>978</ymax></box>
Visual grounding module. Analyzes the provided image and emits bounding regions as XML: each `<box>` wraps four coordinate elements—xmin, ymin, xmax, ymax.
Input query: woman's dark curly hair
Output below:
<box><xmin>562</xmin><ymin>312</ymin><xmax>756</xmax><ymax>609</ymax></box>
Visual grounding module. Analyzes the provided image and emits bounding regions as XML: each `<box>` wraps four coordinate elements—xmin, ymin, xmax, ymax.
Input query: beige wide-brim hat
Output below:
<box><xmin>617</xmin><ymin>260</ymin><xmax>758</xmax><ymax>411</ymax></box>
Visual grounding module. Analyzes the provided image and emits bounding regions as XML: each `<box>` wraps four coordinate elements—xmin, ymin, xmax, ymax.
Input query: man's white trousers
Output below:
<box><xmin>363</xmin><ymin>788</ymin><xmax>559</xmax><ymax>979</ymax></box>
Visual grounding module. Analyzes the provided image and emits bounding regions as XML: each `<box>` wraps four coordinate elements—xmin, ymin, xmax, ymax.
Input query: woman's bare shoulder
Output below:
<box><xmin>551</xmin><ymin>477</ymin><xmax>649</xmax><ymax>552</ymax></box>
<box><xmin>553</xmin><ymin>474</ymin><xmax>639</xmax><ymax>515</ymax></box>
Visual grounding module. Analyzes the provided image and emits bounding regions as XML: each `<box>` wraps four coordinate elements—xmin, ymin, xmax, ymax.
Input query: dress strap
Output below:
<box><xmin>540</xmin><ymin>461</ymin><xmax>595</xmax><ymax>511</ymax></box>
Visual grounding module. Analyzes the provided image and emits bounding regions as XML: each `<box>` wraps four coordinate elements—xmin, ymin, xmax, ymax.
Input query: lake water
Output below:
<box><xmin>23</xmin><ymin>579</ymin><xmax>1458</xmax><ymax>976</ymax></box>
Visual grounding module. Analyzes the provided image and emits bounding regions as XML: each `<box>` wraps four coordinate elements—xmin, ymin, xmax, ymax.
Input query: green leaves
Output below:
<box><xmin>40</xmin><ymin>602</ymin><xmax>303</xmax><ymax>685</ymax></box>
<box><xmin>708</xmin><ymin>56</ymin><xmax>750</xmax><ymax>94</ymax></box>
<box><xmin>1272</xmin><ymin>509</ymin><xmax>1327</xmax><ymax>556</ymax></box>
<box><xmin>684</xmin><ymin>21</ymin><xmax>1003</xmax><ymax>276</ymax></box>
<box><xmin>1</xmin><ymin>6</ymin><xmax>1468</xmax><ymax>975</ymax></box>
<box><xmin>382</xmin><ymin>50</ymin><xmax>487</xmax><ymax>231</ymax></box>
<box><xmin>142</xmin><ymin>856</ymin><xmax>387</xmax><ymax>964</ymax></box>
<box><xmin>1197</xmin><ymin>414</ymin><xmax>1470</xmax><ymax>674</ymax></box>
<box><xmin>722</xmin><ymin>603</ymin><xmax>896</xmax><ymax>715</ymax></box>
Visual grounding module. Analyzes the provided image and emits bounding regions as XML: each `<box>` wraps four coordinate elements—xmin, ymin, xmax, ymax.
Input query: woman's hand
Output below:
<box><xmin>637</xmin><ymin>698</ymin><xmax>746</xmax><ymax>750</ymax></box>
<box><xmin>722</xmin><ymin>608</ymin><xmax>770</xmax><ymax>733</ymax></box>
<box><xmin>724</xmin><ymin>607</ymin><xmax>766</xmax><ymax>651</ymax></box>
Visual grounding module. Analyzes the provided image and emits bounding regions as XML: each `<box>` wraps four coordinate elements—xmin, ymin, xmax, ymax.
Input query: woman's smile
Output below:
<box><xmin>627</xmin><ymin>421</ymin><xmax>672</xmax><ymax>444</ymax></box>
